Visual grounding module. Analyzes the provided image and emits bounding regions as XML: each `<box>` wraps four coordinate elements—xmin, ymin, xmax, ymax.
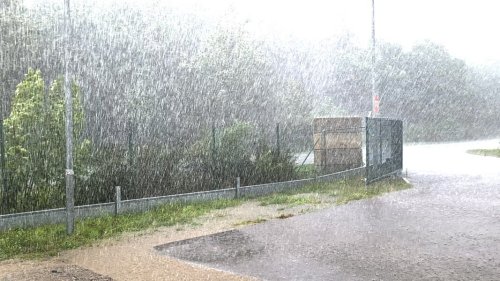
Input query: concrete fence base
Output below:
<box><xmin>0</xmin><ymin>167</ymin><xmax>365</xmax><ymax>231</ymax></box>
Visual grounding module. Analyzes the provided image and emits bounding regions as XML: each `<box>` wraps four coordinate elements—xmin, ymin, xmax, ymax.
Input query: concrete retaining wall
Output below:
<box><xmin>0</xmin><ymin>167</ymin><xmax>365</xmax><ymax>231</ymax></box>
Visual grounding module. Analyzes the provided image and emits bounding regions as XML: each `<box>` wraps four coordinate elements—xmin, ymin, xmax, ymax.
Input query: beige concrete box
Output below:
<box><xmin>313</xmin><ymin>117</ymin><xmax>363</xmax><ymax>173</ymax></box>
<box><xmin>313</xmin><ymin>132</ymin><xmax>362</xmax><ymax>149</ymax></box>
<box><xmin>313</xmin><ymin>117</ymin><xmax>363</xmax><ymax>134</ymax></box>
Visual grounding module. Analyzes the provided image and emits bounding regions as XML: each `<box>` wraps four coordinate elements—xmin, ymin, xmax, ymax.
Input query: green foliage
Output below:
<box><xmin>187</xmin><ymin>122</ymin><xmax>254</xmax><ymax>188</ymax></box>
<box><xmin>127</xmin><ymin>146</ymin><xmax>184</xmax><ymax>198</ymax></box>
<box><xmin>333</xmin><ymin>178</ymin><xmax>410</xmax><ymax>205</ymax></box>
<box><xmin>253</xmin><ymin>144</ymin><xmax>296</xmax><ymax>183</ymax></box>
<box><xmin>214</xmin><ymin>122</ymin><xmax>260</xmax><ymax>186</ymax></box>
<box><xmin>3</xmin><ymin>69</ymin><xmax>90</xmax><ymax>213</ymax></box>
<box><xmin>323</xmin><ymin>39</ymin><xmax>500</xmax><ymax>142</ymax></box>
<box><xmin>259</xmin><ymin>193</ymin><xmax>321</xmax><ymax>206</ymax></box>
<box><xmin>467</xmin><ymin>148</ymin><xmax>500</xmax><ymax>158</ymax></box>
<box><xmin>258</xmin><ymin>177</ymin><xmax>411</xmax><ymax>207</ymax></box>
<box><xmin>187</xmin><ymin>122</ymin><xmax>297</xmax><ymax>188</ymax></box>
<box><xmin>295</xmin><ymin>164</ymin><xmax>318</xmax><ymax>179</ymax></box>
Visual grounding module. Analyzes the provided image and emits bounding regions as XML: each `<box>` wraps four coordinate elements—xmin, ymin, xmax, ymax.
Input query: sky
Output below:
<box><xmin>23</xmin><ymin>0</ymin><xmax>500</xmax><ymax>65</ymax></box>
<box><xmin>166</xmin><ymin>0</ymin><xmax>500</xmax><ymax>66</ymax></box>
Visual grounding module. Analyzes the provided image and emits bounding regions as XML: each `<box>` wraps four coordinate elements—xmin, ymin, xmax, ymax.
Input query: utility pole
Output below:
<box><xmin>371</xmin><ymin>0</ymin><xmax>379</xmax><ymax>117</ymax></box>
<box><xmin>0</xmin><ymin>11</ymin><xmax>9</xmax><ymax>212</ymax></box>
<box><xmin>64</xmin><ymin>0</ymin><xmax>75</xmax><ymax>235</ymax></box>
<box><xmin>0</xmin><ymin>111</ymin><xmax>8</xmax><ymax>213</ymax></box>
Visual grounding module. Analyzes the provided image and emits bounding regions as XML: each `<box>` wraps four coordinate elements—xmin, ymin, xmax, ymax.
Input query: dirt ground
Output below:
<box><xmin>0</xmin><ymin>197</ymin><xmax>334</xmax><ymax>281</ymax></box>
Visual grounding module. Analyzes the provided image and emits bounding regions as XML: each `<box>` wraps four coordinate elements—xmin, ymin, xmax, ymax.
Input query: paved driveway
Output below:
<box><xmin>156</xmin><ymin>139</ymin><xmax>500</xmax><ymax>280</ymax></box>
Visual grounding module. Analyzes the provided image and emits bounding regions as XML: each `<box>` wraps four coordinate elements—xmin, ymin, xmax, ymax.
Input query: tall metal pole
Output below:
<box><xmin>211</xmin><ymin>123</ymin><xmax>217</xmax><ymax>187</ymax></box>
<box><xmin>64</xmin><ymin>0</ymin><xmax>75</xmax><ymax>235</ymax></box>
<box><xmin>0</xmin><ymin>86</ymin><xmax>8</xmax><ymax>212</ymax></box>
<box><xmin>0</xmin><ymin>117</ymin><xmax>8</xmax><ymax>213</ymax></box>
<box><xmin>276</xmin><ymin>123</ymin><xmax>280</xmax><ymax>157</ymax></box>
<box><xmin>371</xmin><ymin>0</ymin><xmax>378</xmax><ymax>117</ymax></box>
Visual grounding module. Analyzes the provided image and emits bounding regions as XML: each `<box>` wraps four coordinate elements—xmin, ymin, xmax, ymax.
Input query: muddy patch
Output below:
<box><xmin>1</xmin><ymin>265</ymin><xmax>112</xmax><ymax>281</ymax></box>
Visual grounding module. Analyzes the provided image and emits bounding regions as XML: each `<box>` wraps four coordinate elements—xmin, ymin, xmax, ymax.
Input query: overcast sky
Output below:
<box><xmin>23</xmin><ymin>0</ymin><xmax>500</xmax><ymax>65</ymax></box>
<box><xmin>170</xmin><ymin>0</ymin><xmax>500</xmax><ymax>66</ymax></box>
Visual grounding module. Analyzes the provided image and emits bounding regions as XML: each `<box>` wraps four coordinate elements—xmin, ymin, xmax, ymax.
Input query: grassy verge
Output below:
<box><xmin>258</xmin><ymin>177</ymin><xmax>411</xmax><ymax>206</ymax></box>
<box><xmin>259</xmin><ymin>193</ymin><xmax>322</xmax><ymax>206</ymax></box>
<box><xmin>467</xmin><ymin>148</ymin><xmax>500</xmax><ymax>158</ymax></box>
<box><xmin>0</xmin><ymin>199</ymin><xmax>240</xmax><ymax>261</ymax></box>
<box><xmin>0</xmin><ymin>177</ymin><xmax>411</xmax><ymax>261</ymax></box>
<box><xmin>295</xmin><ymin>164</ymin><xmax>318</xmax><ymax>179</ymax></box>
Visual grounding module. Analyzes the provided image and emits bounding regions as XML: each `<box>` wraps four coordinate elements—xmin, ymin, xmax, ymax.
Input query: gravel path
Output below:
<box><xmin>156</xmin><ymin>139</ymin><xmax>500</xmax><ymax>280</ymax></box>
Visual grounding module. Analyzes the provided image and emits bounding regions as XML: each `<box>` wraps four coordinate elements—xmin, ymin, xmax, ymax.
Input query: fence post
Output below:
<box><xmin>115</xmin><ymin>186</ymin><xmax>121</xmax><ymax>215</ymax></box>
<box><xmin>365</xmin><ymin>117</ymin><xmax>370</xmax><ymax>186</ymax></box>
<box><xmin>379</xmin><ymin>118</ymin><xmax>383</xmax><ymax>164</ymax></box>
<box><xmin>235</xmin><ymin>177</ymin><xmax>240</xmax><ymax>199</ymax></box>
<box><xmin>211</xmin><ymin>124</ymin><xmax>217</xmax><ymax>187</ymax></box>
<box><xmin>321</xmin><ymin>130</ymin><xmax>326</xmax><ymax>173</ymax></box>
<box><xmin>276</xmin><ymin>123</ymin><xmax>280</xmax><ymax>157</ymax></box>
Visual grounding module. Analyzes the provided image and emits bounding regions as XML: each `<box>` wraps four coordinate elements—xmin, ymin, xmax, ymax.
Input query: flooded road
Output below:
<box><xmin>157</xmin><ymin>139</ymin><xmax>500</xmax><ymax>280</ymax></box>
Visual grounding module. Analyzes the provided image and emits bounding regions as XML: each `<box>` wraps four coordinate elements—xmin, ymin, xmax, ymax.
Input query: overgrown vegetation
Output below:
<box><xmin>467</xmin><ymin>148</ymin><xmax>500</xmax><ymax>158</ymax></box>
<box><xmin>186</xmin><ymin>122</ymin><xmax>296</xmax><ymax>189</ymax></box>
<box><xmin>0</xmin><ymin>73</ymin><xmax>297</xmax><ymax>214</ymax></box>
<box><xmin>295</xmin><ymin>164</ymin><xmax>318</xmax><ymax>179</ymax></box>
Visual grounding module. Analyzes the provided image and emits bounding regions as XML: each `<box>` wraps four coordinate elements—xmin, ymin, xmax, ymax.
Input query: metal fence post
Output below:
<box><xmin>127</xmin><ymin>119</ymin><xmax>134</xmax><ymax>168</ymax></box>
<box><xmin>64</xmin><ymin>0</ymin><xmax>75</xmax><ymax>236</ymax></box>
<box><xmin>276</xmin><ymin>123</ymin><xmax>280</xmax><ymax>157</ymax></box>
<box><xmin>115</xmin><ymin>186</ymin><xmax>121</xmax><ymax>215</ymax></box>
<box><xmin>235</xmin><ymin>177</ymin><xmax>240</xmax><ymax>199</ymax></box>
<box><xmin>365</xmin><ymin>117</ymin><xmax>370</xmax><ymax>185</ymax></box>
<box><xmin>211</xmin><ymin>124</ymin><xmax>217</xmax><ymax>187</ymax></box>
<box><xmin>379</xmin><ymin>119</ymin><xmax>383</xmax><ymax>164</ymax></box>
<box><xmin>321</xmin><ymin>130</ymin><xmax>326</xmax><ymax>173</ymax></box>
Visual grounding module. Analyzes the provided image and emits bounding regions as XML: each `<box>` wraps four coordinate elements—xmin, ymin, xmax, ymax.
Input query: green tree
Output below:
<box><xmin>3</xmin><ymin>69</ymin><xmax>90</xmax><ymax>213</ymax></box>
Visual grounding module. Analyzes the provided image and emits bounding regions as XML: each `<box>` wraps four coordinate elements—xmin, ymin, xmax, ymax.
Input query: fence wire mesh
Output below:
<box><xmin>365</xmin><ymin>117</ymin><xmax>403</xmax><ymax>184</ymax></box>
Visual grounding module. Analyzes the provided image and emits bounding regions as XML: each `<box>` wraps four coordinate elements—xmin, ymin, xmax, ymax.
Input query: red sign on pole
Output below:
<box><xmin>373</xmin><ymin>95</ymin><xmax>380</xmax><ymax>114</ymax></box>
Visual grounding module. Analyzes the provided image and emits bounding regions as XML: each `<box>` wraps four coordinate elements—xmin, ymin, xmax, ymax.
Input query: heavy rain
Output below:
<box><xmin>0</xmin><ymin>0</ymin><xmax>499</xmax><ymax>280</ymax></box>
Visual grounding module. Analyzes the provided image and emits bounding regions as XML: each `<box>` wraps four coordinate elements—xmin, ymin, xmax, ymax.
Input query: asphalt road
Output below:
<box><xmin>156</xmin><ymin>139</ymin><xmax>500</xmax><ymax>281</ymax></box>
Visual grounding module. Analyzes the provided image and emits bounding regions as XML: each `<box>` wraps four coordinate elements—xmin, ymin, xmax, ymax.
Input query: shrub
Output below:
<box><xmin>2</xmin><ymin>69</ymin><xmax>90</xmax><ymax>213</ymax></box>
<box><xmin>185</xmin><ymin>122</ymin><xmax>297</xmax><ymax>189</ymax></box>
<box><xmin>253</xmin><ymin>144</ymin><xmax>296</xmax><ymax>184</ymax></box>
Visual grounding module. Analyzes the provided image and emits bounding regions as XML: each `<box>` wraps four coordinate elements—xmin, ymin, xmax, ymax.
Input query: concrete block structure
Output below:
<box><xmin>313</xmin><ymin>117</ymin><xmax>364</xmax><ymax>173</ymax></box>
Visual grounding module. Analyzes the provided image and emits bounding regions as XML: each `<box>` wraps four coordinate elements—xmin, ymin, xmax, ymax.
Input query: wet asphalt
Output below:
<box><xmin>156</xmin><ymin>139</ymin><xmax>500</xmax><ymax>281</ymax></box>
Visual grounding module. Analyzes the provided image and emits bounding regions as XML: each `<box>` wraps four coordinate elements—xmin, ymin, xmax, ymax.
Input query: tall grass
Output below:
<box><xmin>0</xmin><ymin>199</ymin><xmax>240</xmax><ymax>260</ymax></box>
